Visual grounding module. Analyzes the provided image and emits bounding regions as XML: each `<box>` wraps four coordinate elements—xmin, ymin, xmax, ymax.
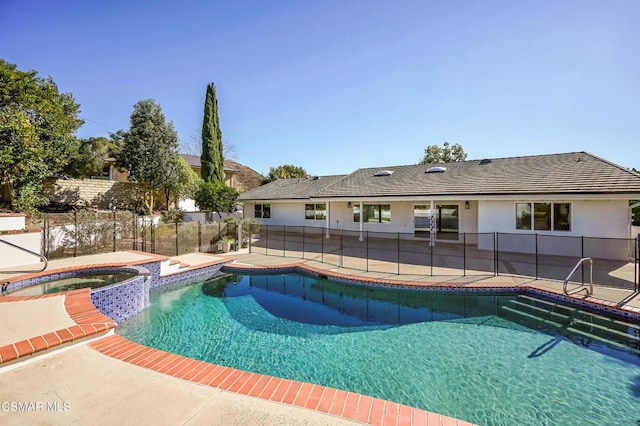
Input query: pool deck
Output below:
<box><xmin>1</xmin><ymin>249</ymin><xmax>639</xmax><ymax>425</ymax></box>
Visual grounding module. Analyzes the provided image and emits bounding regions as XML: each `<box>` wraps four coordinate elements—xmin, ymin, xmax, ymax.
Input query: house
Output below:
<box><xmin>238</xmin><ymin>152</ymin><xmax>640</xmax><ymax>259</ymax></box>
<box><xmin>33</xmin><ymin>155</ymin><xmax>263</xmax><ymax>211</ymax></box>
<box><xmin>178</xmin><ymin>154</ymin><xmax>263</xmax><ymax>212</ymax></box>
<box><xmin>180</xmin><ymin>154</ymin><xmax>240</xmax><ymax>189</ymax></box>
<box><xmin>102</xmin><ymin>154</ymin><xmax>246</xmax><ymax>188</ymax></box>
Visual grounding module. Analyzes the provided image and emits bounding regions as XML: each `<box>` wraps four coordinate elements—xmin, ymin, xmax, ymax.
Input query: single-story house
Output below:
<box><xmin>238</xmin><ymin>152</ymin><xmax>640</xmax><ymax>259</ymax></box>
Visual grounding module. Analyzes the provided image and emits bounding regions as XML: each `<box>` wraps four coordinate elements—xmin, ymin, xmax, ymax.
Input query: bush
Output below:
<box><xmin>163</xmin><ymin>207</ymin><xmax>185</xmax><ymax>223</ymax></box>
<box><xmin>12</xmin><ymin>183</ymin><xmax>49</xmax><ymax>214</ymax></box>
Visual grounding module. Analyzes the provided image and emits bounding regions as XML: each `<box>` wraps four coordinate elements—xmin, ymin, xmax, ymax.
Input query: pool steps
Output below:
<box><xmin>160</xmin><ymin>258</ymin><xmax>191</xmax><ymax>276</ymax></box>
<box><xmin>498</xmin><ymin>295</ymin><xmax>640</xmax><ymax>353</ymax></box>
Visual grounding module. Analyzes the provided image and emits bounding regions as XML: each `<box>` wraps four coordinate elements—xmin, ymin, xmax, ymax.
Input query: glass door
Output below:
<box><xmin>414</xmin><ymin>205</ymin><xmax>431</xmax><ymax>238</ymax></box>
<box><xmin>436</xmin><ymin>204</ymin><xmax>459</xmax><ymax>240</ymax></box>
<box><xmin>413</xmin><ymin>204</ymin><xmax>459</xmax><ymax>240</ymax></box>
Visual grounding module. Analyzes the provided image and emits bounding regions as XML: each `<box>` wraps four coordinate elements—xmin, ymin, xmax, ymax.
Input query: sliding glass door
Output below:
<box><xmin>413</xmin><ymin>204</ymin><xmax>459</xmax><ymax>240</ymax></box>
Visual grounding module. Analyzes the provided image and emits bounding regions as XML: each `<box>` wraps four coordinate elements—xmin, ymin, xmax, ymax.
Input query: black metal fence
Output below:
<box><xmin>42</xmin><ymin>211</ymin><xmax>240</xmax><ymax>259</ymax></box>
<box><xmin>249</xmin><ymin>225</ymin><xmax>640</xmax><ymax>291</ymax></box>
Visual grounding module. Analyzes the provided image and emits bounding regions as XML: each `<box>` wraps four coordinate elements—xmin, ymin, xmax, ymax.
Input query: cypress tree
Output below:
<box><xmin>200</xmin><ymin>82</ymin><xmax>224</xmax><ymax>184</ymax></box>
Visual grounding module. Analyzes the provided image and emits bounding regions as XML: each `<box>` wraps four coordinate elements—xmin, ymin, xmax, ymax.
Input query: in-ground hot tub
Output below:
<box><xmin>7</xmin><ymin>270</ymin><xmax>138</xmax><ymax>296</ymax></box>
<box><xmin>4</xmin><ymin>266</ymin><xmax>152</xmax><ymax>324</ymax></box>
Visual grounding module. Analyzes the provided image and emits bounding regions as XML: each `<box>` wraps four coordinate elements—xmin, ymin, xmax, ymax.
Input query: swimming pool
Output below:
<box><xmin>117</xmin><ymin>272</ymin><xmax>640</xmax><ymax>425</ymax></box>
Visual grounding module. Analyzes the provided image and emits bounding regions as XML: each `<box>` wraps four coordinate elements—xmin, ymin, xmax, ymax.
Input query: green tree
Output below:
<box><xmin>200</xmin><ymin>82</ymin><xmax>224</xmax><ymax>184</ymax></box>
<box><xmin>194</xmin><ymin>181</ymin><xmax>239</xmax><ymax>218</ymax></box>
<box><xmin>115</xmin><ymin>99</ymin><xmax>181</xmax><ymax>214</ymax></box>
<box><xmin>164</xmin><ymin>156</ymin><xmax>202</xmax><ymax>210</ymax></box>
<box><xmin>263</xmin><ymin>164</ymin><xmax>308</xmax><ymax>184</ymax></box>
<box><xmin>419</xmin><ymin>142</ymin><xmax>467</xmax><ymax>164</ymax></box>
<box><xmin>64</xmin><ymin>136</ymin><xmax>118</xmax><ymax>178</ymax></box>
<box><xmin>0</xmin><ymin>59</ymin><xmax>83</xmax><ymax>212</ymax></box>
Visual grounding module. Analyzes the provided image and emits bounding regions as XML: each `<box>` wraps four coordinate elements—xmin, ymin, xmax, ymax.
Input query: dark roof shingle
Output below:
<box><xmin>238</xmin><ymin>175</ymin><xmax>348</xmax><ymax>201</ymax></box>
<box><xmin>239</xmin><ymin>152</ymin><xmax>640</xmax><ymax>201</ymax></box>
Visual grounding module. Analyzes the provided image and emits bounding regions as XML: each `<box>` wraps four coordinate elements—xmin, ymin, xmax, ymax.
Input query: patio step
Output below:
<box><xmin>498</xmin><ymin>296</ymin><xmax>640</xmax><ymax>354</ymax></box>
<box><xmin>159</xmin><ymin>258</ymin><xmax>192</xmax><ymax>277</ymax></box>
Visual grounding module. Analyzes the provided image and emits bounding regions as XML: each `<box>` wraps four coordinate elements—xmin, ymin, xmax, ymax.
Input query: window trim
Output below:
<box><xmin>353</xmin><ymin>204</ymin><xmax>391</xmax><ymax>223</ymax></box>
<box><xmin>515</xmin><ymin>202</ymin><xmax>571</xmax><ymax>232</ymax></box>
<box><xmin>305</xmin><ymin>203</ymin><xmax>326</xmax><ymax>221</ymax></box>
<box><xmin>254</xmin><ymin>203</ymin><xmax>271</xmax><ymax>219</ymax></box>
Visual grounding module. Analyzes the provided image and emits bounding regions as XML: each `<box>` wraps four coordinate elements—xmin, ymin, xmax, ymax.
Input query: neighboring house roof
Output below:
<box><xmin>239</xmin><ymin>152</ymin><xmax>640</xmax><ymax>201</ymax></box>
<box><xmin>179</xmin><ymin>154</ymin><xmax>263</xmax><ymax>192</ymax></box>
<box><xmin>238</xmin><ymin>175</ymin><xmax>348</xmax><ymax>201</ymax></box>
<box><xmin>225</xmin><ymin>159</ymin><xmax>263</xmax><ymax>192</ymax></box>
<box><xmin>180</xmin><ymin>154</ymin><xmax>237</xmax><ymax>172</ymax></box>
<box><xmin>181</xmin><ymin>154</ymin><xmax>201</xmax><ymax>168</ymax></box>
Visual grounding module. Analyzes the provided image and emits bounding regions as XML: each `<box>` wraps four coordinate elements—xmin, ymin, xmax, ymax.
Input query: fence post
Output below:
<box><xmin>366</xmin><ymin>231</ymin><xmax>369</xmax><ymax>272</ymax></box>
<box><xmin>302</xmin><ymin>226</ymin><xmax>306</xmax><ymax>259</ymax></box>
<box><xmin>132</xmin><ymin>213</ymin><xmax>137</xmax><ymax>251</ymax></box>
<box><xmin>283</xmin><ymin>225</ymin><xmax>286</xmax><ymax>257</ymax></box>
<box><xmin>581</xmin><ymin>235</ymin><xmax>585</xmax><ymax>285</ymax></box>
<box><xmin>321</xmin><ymin>227</ymin><xmax>324</xmax><ymax>264</ymax></box>
<box><xmin>495</xmin><ymin>232</ymin><xmax>498</xmax><ymax>276</ymax></box>
<box><xmin>463</xmin><ymin>233</ymin><xmax>466</xmax><ymax>277</ymax></box>
<box><xmin>42</xmin><ymin>213</ymin><xmax>49</xmax><ymax>258</ymax></box>
<box><xmin>340</xmin><ymin>230</ymin><xmax>344</xmax><ymax>268</ymax></box>
<box><xmin>151</xmin><ymin>221</ymin><xmax>156</xmax><ymax>254</ymax></box>
<box><xmin>175</xmin><ymin>221</ymin><xmax>179</xmax><ymax>256</ymax></box>
<box><xmin>535</xmin><ymin>233</ymin><xmax>538</xmax><ymax>280</ymax></box>
<box><xmin>74</xmin><ymin>210</ymin><xmax>78</xmax><ymax>257</ymax></box>
<box><xmin>633</xmin><ymin>234</ymin><xmax>640</xmax><ymax>291</ymax></box>
<box><xmin>397</xmin><ymin>232</ymin><xmax>400</xmax><ymax>275</ymax></box>
<box><xmin>113</xmin><ymin>210</ymin><xmax>117</xmax><ymax>252</ymax></box>
<box><xmin>198</xmin><ymin>222</ymin><xmax>202</xmax><ymax>252</ymax></box>
<box><xmin>265</xmin><ymin>225</ymin><xmax>268</xmax><ymax>256</ymax></box>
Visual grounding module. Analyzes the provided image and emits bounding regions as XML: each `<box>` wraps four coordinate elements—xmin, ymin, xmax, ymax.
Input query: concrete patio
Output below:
<box><xmin>1</xmin><ymin>249</ymin><xmax>639</xmax><ymax>425</ymax></box>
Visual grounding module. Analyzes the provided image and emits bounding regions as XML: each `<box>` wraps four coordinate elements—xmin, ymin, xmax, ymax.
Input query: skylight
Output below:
<box><xmin>374</xmin><ymin>170</ymin><xmax>394</xmax><ymax>176</ymax></box>
<box><xmin>426</xmin><ymin>166</ymin><xmax>446</xmax><ymax>173</ymax></box>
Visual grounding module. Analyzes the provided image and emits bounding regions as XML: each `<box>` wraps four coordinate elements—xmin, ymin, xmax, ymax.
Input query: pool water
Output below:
<box><xmin>117</xmin><ymin>273</ymin><xmax>640</xmax><ymax>426</ymax></box>
<box><xmin>9</xmin><ymin>272</ymin><xmax>137</xmax><ymax>296</ymax></box>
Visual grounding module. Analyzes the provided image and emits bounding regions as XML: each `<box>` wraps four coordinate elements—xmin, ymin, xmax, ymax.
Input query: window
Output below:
<box><xmin>533</xmin><ymin>203</ymin><xmax>551</xmax><ymax>231</ymax></box>
<box><xmin>515</xmin><ymin>203</ymin><xmax>532</xmax><ymax>230</ymax></box>
<box><xmin>353</xmin><ymin>204</ymin><xmax>391</xmax><ymax>223</ymax></box>
<box><xmin>554</xmin><ymin>203</ymin><xmax>571</xmax><ymax>231</ymax></box>
<box><xmin>254</xmin><ymin>203</ymin><xmax>271</xmax><ymax>219</ymax></box>
<box><xmin>515</xmin><ymin>202</ymin><xmax>570</xmax><ymax>231</ymax></box>
<box><xmin>305</xmin><ymin>203</ymin><xmax>326</xmax><ymax>220</ymax></box>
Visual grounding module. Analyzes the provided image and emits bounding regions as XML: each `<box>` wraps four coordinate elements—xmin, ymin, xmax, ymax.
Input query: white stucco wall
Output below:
<box><xmin>243</xmin><ymin>200</ymin><xmax>477</xmax><ymax>237</ymax></box>
<box><xmin>477</xmin><ymin>199</ymin><xmax>632</xmax><ymax>259</ymax></box>
<box><xmin>0</xmin><ymin>232</ymin><xmax>42</xmax><ymax>269</ymax></box>
<box><xmin>477</xmin><ymin>200</ymin><xmax>630</xmax><ymax>238</ymax></box>
<box><xmin>178</xmin><ymin>198</ymin><xmax>197</xmax><ymax>211</ymax></box>
<box><xmin>0</xmin><ymin>214</ymin><xmax>26</xmax><ymax>231</ymax></box>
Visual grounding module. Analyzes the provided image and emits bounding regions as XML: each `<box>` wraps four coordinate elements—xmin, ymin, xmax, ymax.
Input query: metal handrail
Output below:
<box><xmin>563</xmin><ymin>257</ymin><xmax>593</xmax><ymax>296</ymax></box>
<box><xmin>0</xmin><ymin>238</ymin><xmax>48</xmax><ymax>275</ymax></box>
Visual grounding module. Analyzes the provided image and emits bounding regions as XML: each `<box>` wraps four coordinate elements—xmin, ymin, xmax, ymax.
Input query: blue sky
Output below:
<box><xmin>2</xmin><ymin>1</ymin><xmax>639</xmax><ymax>176</ymax></box>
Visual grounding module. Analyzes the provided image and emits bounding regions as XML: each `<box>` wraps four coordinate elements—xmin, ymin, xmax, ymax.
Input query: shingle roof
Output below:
<box><xmin>239</xmin><ymin>152</ymin><xmax>640</xmax><ymax>201</ymax></box>
<box><xmin>238</xmin><ymin>175</ymin><xmax>347</xmax><ymax>201</ymax></box>
<box><xmin>180</xmin><ymin>154</ymin><xmax>238</xmax><ymax>172</ymax></box>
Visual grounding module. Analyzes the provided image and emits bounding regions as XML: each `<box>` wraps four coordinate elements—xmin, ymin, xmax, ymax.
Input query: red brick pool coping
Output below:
<box><xmin>89</xmin><ymin>334</ymin><xmax>471</xmax><ymax>426</ymax></box>
<box><xmin>0</xmin><ymin>250</ymin><xmax>168</xmax><ymax>286</ymax></box>
<box><xmin>0</xmin><ymin>287</ymin><xmax>474</xmax><ymax>425</ymax></box>
<box><xmin>0</xmin><ymin>288</ymin><xmax>116</xmax><ymax>364</ymax></box>
<box><xmin>1</xmin><ymin>253</ymin><xmax>637</xmax><ymax>424</ymax></box>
